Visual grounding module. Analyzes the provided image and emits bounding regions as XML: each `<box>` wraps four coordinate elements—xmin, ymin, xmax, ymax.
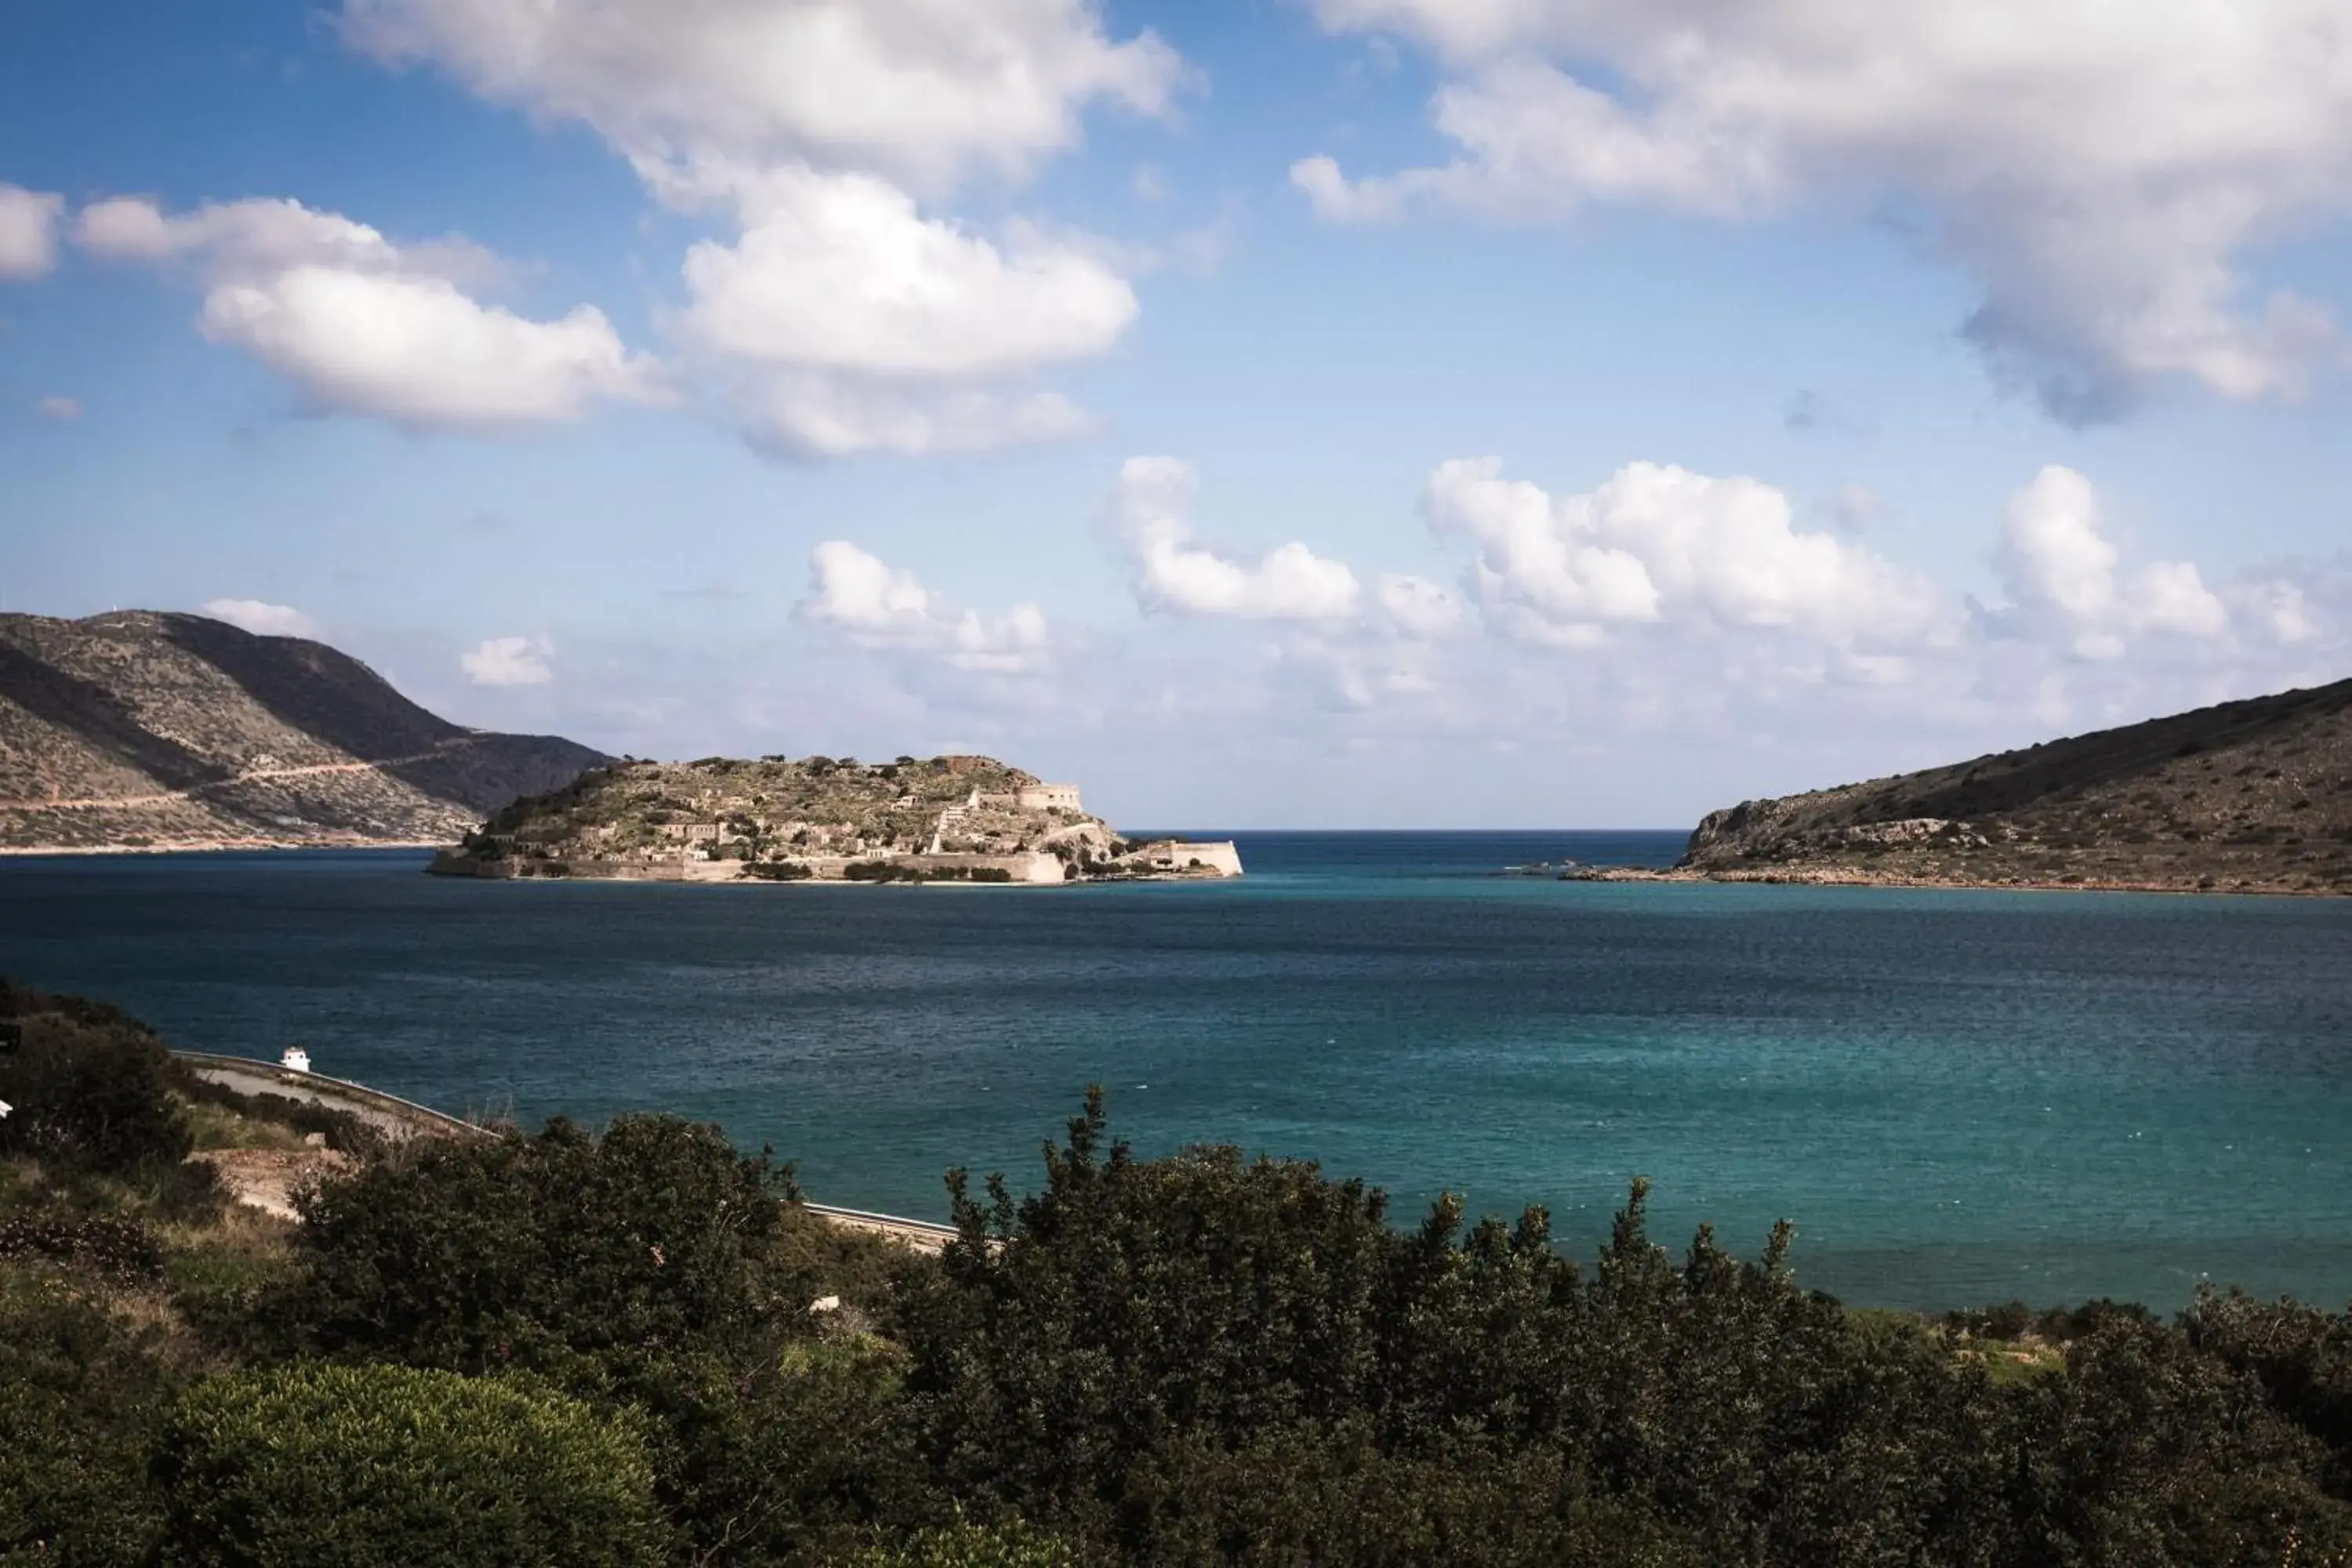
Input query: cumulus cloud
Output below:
<box><xmin>800</xmin><ymin>540</ymin><xmax>1051</xmax><ymax>673</ymax></box>
<box><xmin>1296</xmin><ymin>0</ymin><xmax>2352</xmax><ymax>418</ymax></box>
<box><xmin>77</xmin><ymin>196</ymin><xmax>662</xmax><ymax>430</ymax></box>
<box><xmin>338</xmin><ymin>2</ymin><xmax>1170</xmax><ymax>457</ymax></box>
<box><xmin>1103</xmin><ymin>456</ymin><xmax>1362</xmax><ymax>622</ymax></box>
<box><xmin>34</xmin><ymin>395</ymin><xmax>82</xmax><ymax>421</ymax></box>
<box><xmin>1992</xmin><ymin>466</ymin><xmax>2230</xmax><ymax>659</ymax></box>
<box><xmin>201</xmin><ymin>599</ymin><xmax>322</xmax><ymax>638</ymax></box>
<box><xmin>673</xmin><ymin>165</ymin><xmax>1135</xmax><ymax>454</ymax></box>
<box><xmin>462</xmin><ymin>634</ymin><xmax>556</xmax><ymax>685</ymax></box>
<box><xmin>0</xmin><ymin>185</ymin><xmax>64</xmax><ymax>281</ymax></box>
<box><xmin>1423</xmin><ymin>457</ymin><xmax>1946</xmax><ymax>648</ymax></box>
<box><xmin>341</xmin><ymin>0</ymin><xmax>1182</xmax><ymax>192</ymax></box>
<box><xmin>679</xmin><ymin>169</ymin><xmax>1137</xmax><ymax>377</ymax></box>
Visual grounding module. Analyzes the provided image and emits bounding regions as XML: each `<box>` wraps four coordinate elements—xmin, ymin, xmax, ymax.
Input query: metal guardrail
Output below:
<box><xmin>169</xmin><ymin>1049</ymin><xmax>961</xmax><ymax>1242</ymax></box>
<box><xmin>803</xmin><ymin>1201</ymin><xmax>960</xmax><ymax>1243</ymax></box>
<box><xmin>171</xmin><ymin>1050</ymin><xmax>496</xmax><ymax>1141</ymax></box>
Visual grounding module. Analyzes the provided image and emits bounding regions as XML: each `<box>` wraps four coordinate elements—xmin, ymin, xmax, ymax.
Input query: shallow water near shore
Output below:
<box><xmin>5</xmin><ymin>831</ymin><xmax>2350</xmax><ymax>1312</ymax></box>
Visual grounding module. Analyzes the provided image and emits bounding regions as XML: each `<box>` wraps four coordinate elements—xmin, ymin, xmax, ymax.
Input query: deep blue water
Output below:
<box><xmin>5</xmin><ymin>832</ymin><xmax>2350</xmax><ymax>1312</ymax></box>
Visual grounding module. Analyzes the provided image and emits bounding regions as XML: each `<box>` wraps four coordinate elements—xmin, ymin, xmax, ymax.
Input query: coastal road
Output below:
<box><xmin>1</xmin><ymin>735</ymin><xmax>492</xmax><ymax>812</ymax></box>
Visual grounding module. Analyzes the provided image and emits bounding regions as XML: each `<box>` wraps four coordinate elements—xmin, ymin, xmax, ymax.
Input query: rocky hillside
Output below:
<box><xmin>1679</xmin><ymin>677</ymin><xmax>2352</xmax><ymax>894</ymax></box>
<box><xmin>436</xmin><ymin>753</ymin><xmax>1240</xmax><ymax>883</ymax></box>
<box><xmin>0</xmin><ymin>611</ymin><xmax>607</xmax><ymax>851</ymax></box>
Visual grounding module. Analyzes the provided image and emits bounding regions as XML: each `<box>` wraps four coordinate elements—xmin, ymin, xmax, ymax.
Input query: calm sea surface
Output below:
<box><xmin>5</xmin><ymin>833</ymin><xmax>2349</xmax><ymax>1312</ymax></box>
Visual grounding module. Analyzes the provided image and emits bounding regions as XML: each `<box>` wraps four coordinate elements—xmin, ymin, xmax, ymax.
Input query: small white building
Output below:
<box><xmin>280</xmin><ymin>1047</ymin><xmax>312</xmax><ymax>1073</ymax></box>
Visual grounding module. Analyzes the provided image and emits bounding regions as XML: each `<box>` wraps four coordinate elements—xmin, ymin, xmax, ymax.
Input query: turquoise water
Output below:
<box><xmin>4</xmin><ymin>833</ymin><xmax>2349</xmax><ymax>1312</ymax></box>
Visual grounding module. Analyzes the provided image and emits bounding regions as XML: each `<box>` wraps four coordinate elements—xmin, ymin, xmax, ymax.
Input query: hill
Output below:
<box><xmin>1678</xmin><ymin>677</ymin><xmax>2352</xmax><ymax>894</ymax></box>
<box><xmin>0</xmin><ymin>610</ymin><xmax>608</xmax><ymax>851</ymax></box>
<box><xmin>430</xmin><ymin>753</ymin><xmax>1242</xmax><ymax>884</ymax></box>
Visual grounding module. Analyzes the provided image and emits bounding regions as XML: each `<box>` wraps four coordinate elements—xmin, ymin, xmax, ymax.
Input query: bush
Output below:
<box><xmin>0</xmin><ymin>1269</ymin><xmax>179</xmax><ymax>1566</ymax></box>
<box><xmin>274</xmin><ymin>1115</ymin><xmax>809</xmax><ymax>1374</ymax></box>
<box><xmin>745</xmin><ymin>860</ymin><xmax>815</xmax><ymax>880</ymax></box>
<box><xmin>268</xmin><ymin>1116</ymin><xmax>876</xmax><ymax>1564</ymax></box>
<box><xmin>153</xmin><ymin>1362</ymin><xmax>666</xmax><ymax>1567</ymax></box>
<box><xmin>849</xmin><ymin>1520</ymin><xmax>1091</xmax><ymax>1568</ymax></box>
<box><xmin>0</xmin><ymin>1214</ymin><xmax>165</xmax><ymax>1278</ymax></box>
<box><xmin>0</xmin><ymin>979</ymin><xmax>191</xmax><ymax>1174</ymax></box>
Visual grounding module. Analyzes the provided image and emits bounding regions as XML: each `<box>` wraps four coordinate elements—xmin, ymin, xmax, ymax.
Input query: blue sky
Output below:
<box><xmin>4</xmin><ymin>0</ymin><xmax>2350</xmax><ymax>826</ymax></box>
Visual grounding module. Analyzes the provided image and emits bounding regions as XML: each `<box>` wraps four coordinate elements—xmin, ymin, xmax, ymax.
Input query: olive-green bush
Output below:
<box><xmin>153</xmin><ymin>1362</ymin><xmax>666</xmax><ymax>1568</ymax></box>
<box><xmin>0</xmin><ymin>980</ymin><xmax>191</xmax><ymax>1174</ymax></box>
<box><xmin>848</xmin><ymin>1520</ymin><xmax>1091</xmax><ymax>1568</ymax></box>
<box><xmin>0</xmin><ymin>1272</ymin><xmax>177</xmax><ymax>1566</ymax></box>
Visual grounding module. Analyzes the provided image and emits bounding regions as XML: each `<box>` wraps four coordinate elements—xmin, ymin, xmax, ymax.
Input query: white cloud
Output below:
<box><xmin>2222</xmin><ymin>579</ymin><xmax>2321</xmax><ymax>646</ymax></box>
<box><xmin>78</xmin><ymin>196</ymin><xmax>662</xmax><ymax>430</ymax></box>
<box><xmin>660</xmin><ymin>163</ymin><xmax>1140</xmax><ymax>457</ymax></box>
<box><xmin>337</xmin><ymin>2</ymin><xmax>1171</xmax><ymax>458</ymax></box>
<box><xmin>341</xmin><ymin>0</ymin><xmax>1183</xmax><ymax>192</ymax></box>
<box><xmin>1375</xmin><ymin>572</ymin><xmax>1467</xmax><ymax>637</ymax></box>
<box><xmin>201</xmin><ymin>599</ymin><xmax>323</xmax><ymax>638</ymax></box>
<box><xmin>678</xmin><ymin>165</ymin><xmax>1137</xmax><ymax>377</ymax></box>
<box><xmin>1104</xmin><ymin>456</ymin><xmax>1363</xmax><ymax>622</ymax></box>
<box><xmin>1296</xmin><ymin>0</ymin><xmax>2352</xmax><ymax>418</ymax></box>
<box><xmin>34</xmin><ymin>395</ymin><xmax>82</xmax><ymax>421</ymax></box>
<box><xmin>800</xmin><ymin>541</ymin><xmax>1051</xmax><ymax>673</ymax></box>
<box><xmin>0</xmin><ymin>185</ymin><xmax>64</xmax><ymax>281</ymax></box>
<box><xmin>1424</xmin><ymin>457</ymin><xmax>1945</xmax><ymax>648</ymax></box>
<box><xmin>205</xmin><ymin>267</ymin><xmax>657</xmax><ymax>428</ymax></box>
<box><xmin>462</xmin><ymin>634</ymin><xmax>556</xmax><ymax>685</ymax></box>
<box><xmin>1993</xmin><ymin>466</ymin><xmax>2231</xmax><ymax>657</ymax></box>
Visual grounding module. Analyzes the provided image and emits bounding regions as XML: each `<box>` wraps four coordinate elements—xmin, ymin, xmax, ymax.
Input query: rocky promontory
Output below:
<box><xmin>1673</xmin><ymin>676</ymin><xmax>2352</xmax><ymax>895</ymax></box>
<box><xmin>428</xmin><ymin>753</ymin><xmax>1242</xmax><ymax>885</ymax></box>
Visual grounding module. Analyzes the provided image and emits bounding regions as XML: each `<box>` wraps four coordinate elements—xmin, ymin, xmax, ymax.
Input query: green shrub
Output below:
<box><xmin>0</xmin><ymin>979</ymin><xmax>191</xmax><ymax>1174</ymax></box>
<box><xmin>153</xmin><ymin>1362</ymin><xmax>666</xmax><ymax>1568</ymax></box>
<box><xmin>274</xmin><ymin>1115</ymin><xmax>809</xmax><ymax>1374</ymax></box>
<box><xmin>0</xmin><ymin>1269</ymin><xmax>178</xmax><ymax>1566</ymax></box>
<box><xmin>0</xmin><ymin>1214</ymin><xmax>164</xmax><ymax>1278</ymax></box>
<box><xmin>848</xmin><ymin>1520</ymin><xmax>1090</xmax><ymax>1568</ymax></box>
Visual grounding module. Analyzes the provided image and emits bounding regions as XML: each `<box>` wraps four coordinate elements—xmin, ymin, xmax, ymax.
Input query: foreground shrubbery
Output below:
<box><xmin>154</xmin><ymin>1362</ymin><xmax>668</xmax><ymax>1567</ymax></box>
<box><xmin>4</xmin><ymin>985</ymin><xmax>2352</xmax><ymax>1566</ymax></box>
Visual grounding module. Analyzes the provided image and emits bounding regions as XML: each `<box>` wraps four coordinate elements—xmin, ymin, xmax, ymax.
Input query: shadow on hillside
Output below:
<box><xmin>0</xmin><ymin>641</ymin><xmax>227</xmax><ymax>793</ymax></box>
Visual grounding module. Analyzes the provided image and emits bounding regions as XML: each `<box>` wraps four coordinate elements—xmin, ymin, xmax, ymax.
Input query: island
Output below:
<box><xmin>1657</xmin><ymin>673</ymin><xmax>2352</xmax><ymax>895</ymax></box>
<box><xmin>426</xmin><ymin>753</ymin><xmax>1243</xmax><ymax>884</ymax></box>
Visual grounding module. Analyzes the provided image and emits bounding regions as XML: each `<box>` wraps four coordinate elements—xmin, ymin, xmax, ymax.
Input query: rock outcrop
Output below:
<box><xmin>0</xmin><ymin>611</ymin><xmax>607</xmax><ymax>851</ymax></box>
<box><xmin>1679</xmin><ymin>677</ymin><xmax>2352</xmax><ymax>894</ymax></box>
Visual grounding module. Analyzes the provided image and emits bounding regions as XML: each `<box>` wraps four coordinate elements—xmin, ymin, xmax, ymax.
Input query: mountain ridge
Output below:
<box><xmin>1675</xmin><ymin>676</ymin><xmax>2352</xmax><ymax>894</ymax></box>
<box><xmin>0</xmin><ymin>610</ymin><xmax>608</xmax><ymax>851</ymax></box>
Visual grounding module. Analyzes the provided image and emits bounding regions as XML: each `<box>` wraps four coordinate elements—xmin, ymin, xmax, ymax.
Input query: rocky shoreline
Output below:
<box><xmin>1557</xmin><ymin>863</ymin><xmax>2342</xmax><ymax>897</ymax></box>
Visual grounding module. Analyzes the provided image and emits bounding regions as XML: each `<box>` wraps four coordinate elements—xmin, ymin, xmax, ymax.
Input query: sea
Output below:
<box><xmin>5</xmin><ymin>832</ymin><xmax>2349</xmax><ymax>1313</ymax></box>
